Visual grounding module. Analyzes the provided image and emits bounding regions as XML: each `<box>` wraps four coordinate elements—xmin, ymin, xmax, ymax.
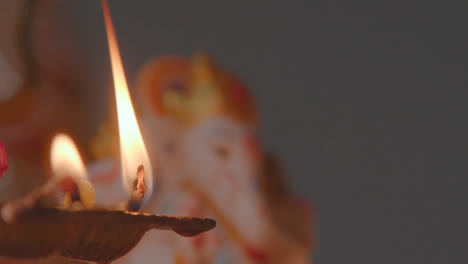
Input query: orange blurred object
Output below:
<box><xmin>136</xmin><ymin>54</ymin><xmax>258</xmax><ymax>127</ymax></box>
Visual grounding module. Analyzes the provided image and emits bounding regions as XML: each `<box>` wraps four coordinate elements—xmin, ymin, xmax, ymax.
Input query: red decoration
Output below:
<box><xmin>245</xmin><ymin>244</ymin><xmax>269</xmax><ymax>263</ymax></box>
<box><xmin>0</xmin><ymin>141</ymin><xmax>7</xmax><ymax>179</ymax></box>
<box><xmin>231</xmin><ymin>82</ymin><xmax>251</xmax><ymax>105</ymax></box>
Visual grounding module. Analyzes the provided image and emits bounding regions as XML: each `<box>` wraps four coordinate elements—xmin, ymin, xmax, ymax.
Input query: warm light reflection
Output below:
<box><xmin>102</xmin><ymin>0</ymin><xmax>153</xmax><ymax>200</ymax></box>
<box><xmin>50</xmin><ymin>133</ymin><xmax>87</xmax><ymax>180</ymax></box>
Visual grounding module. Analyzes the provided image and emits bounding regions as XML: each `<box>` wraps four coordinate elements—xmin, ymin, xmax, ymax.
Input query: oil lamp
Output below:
<box><xmin>0</xmin><ymin>0</ymin><xmax>215</xmax><ymax>262</ymax></box>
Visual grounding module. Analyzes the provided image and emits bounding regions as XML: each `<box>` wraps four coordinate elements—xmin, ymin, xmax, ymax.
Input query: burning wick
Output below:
<box><xmin>60</xmin><ymin>176</ymin><xmax>85</xmax><ymax>210</ymax></box>
<box><xmin>134</xmin><ymin>165</ymin><xmax>146</xmax><ymax>198</ymax></box>
<box><xmin>128</xmin><ymin>165</ymin><xmax>146</xmax><ymax>211</ymax></box>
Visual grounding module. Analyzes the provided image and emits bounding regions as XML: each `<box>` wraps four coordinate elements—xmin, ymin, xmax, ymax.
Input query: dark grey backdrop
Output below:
<box><xmin>65</xmin><ymin>0</ymin><xmax>467</xmax><ymax>263</ymax></box>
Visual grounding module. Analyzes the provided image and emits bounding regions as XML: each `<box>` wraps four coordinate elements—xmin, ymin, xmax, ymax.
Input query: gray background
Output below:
<box><xmin>64</xmin><ymin>0</ymin><xmax>467</xmax><ymax>263</ymax></box>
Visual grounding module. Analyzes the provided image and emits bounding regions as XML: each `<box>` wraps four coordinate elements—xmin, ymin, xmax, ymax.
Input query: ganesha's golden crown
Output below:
<box><xmin>136</xmin><ymin>53</ymin><xmax>258</xmax><ymax>127</ymax></box>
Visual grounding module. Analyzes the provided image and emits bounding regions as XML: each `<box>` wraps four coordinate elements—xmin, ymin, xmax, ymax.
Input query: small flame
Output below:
<box><xmin>50</xmin><ymin>134</ymin><xmax>87</xmax><ymax>180</ymax></box>
<box><xmin>51</xmin><ymin>134</ymin><xmax>95</xmax><ymax>209</ymax></box>
<box><xmin>102</xmin><ymin>0</ymin><xmax>153</xmax><ymax>201</ymax></box>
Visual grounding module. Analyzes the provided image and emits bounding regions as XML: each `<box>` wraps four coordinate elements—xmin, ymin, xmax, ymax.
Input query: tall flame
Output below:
<box><xmin>102</xmin><ymin>0</ymin><xmax>153</xmax><ymax>200</ymax></box>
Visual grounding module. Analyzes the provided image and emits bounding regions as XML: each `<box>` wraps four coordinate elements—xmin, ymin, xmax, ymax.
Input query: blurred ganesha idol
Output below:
<box><xmin>88</xmin><ymin>54</ymin><xmax>314</xmax><ymax>263</ymax></box>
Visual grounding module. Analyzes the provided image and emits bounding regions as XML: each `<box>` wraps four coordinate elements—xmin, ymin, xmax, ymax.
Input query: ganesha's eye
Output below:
<box><xmin>165</xmin><ymin>77</ymin><xmax>186</xmax><ymax>93</ymax></box>
<box><xmin>213</xmin><ymin>144</ymin><xmax>230</xmax><ymax>160</ymax></box>
<box><xmin>163</xmin><ymin>140</ymin><xmax>176</xmax><ymax>154</ymax></box>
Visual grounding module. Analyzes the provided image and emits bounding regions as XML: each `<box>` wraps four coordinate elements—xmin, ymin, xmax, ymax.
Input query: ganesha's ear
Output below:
<box><xmin>135</xmin><ymin>56</ymin><xmax>189</xmax><ymax>118</ymax></box>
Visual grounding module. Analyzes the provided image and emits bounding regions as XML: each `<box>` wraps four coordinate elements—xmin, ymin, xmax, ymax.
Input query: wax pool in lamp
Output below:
<box><xmin>50</xmin><ymin>134</ymin><xmax>95</xmax><ymax>209</ymax></box>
